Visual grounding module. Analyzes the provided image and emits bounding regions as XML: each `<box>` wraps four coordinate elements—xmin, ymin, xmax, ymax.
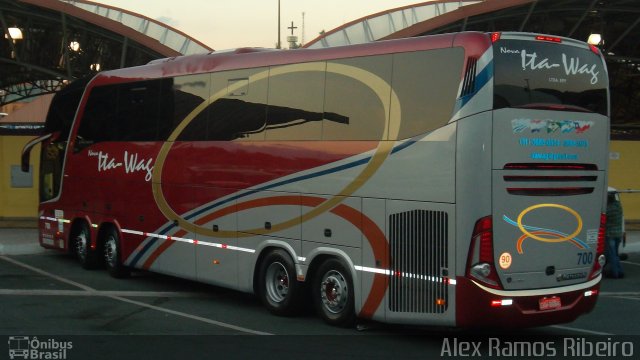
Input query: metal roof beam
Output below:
<box><xmin>519</xmin><ymin>0</ymin><xmax>538</xmax><ymax>31</ymax></box>
<box><xmin>61</xmin><ymin>11</ymin><xmax>72</xmax><ymax>78</ymax></box>
<box><xmin>567</xmin><ymin>0</ymin><xmax>598</xmax><ymax>37</ymax></box>
<box><xmin>120</xmin><ymin>36</ymin><xmax>128</xmax><ymax>68</ymax></box>
<box><xmin>608</xmin><ymin>14</ymin><xmax>640</xmax><ymax>53</ymax></box>
<box><xmin>0</xmin><ymin>57</ymin><xmax>71</xmax><ymax>80</ymax></box>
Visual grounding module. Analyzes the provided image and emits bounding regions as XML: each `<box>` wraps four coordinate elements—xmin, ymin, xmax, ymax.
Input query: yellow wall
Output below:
<box><xmin>0</xmin><ymin>136</ymin><xmax>40</xmax><ymax>219</ymax></box>
<box><xmin>609</xmin><ymin>140</ymin><xmax>640</xmax><ymax>221</ymax></box>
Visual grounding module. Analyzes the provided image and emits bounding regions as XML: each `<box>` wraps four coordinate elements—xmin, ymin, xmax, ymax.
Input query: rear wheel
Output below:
<box><xmin>104</xmin><ymin>228</ymin><xmax>130</xmax><ymax>278</ymax></box>
<box><xmin>74</xmin><ymin>223</ymin><xmax>100</xmax><ymax>269</ymax></box>
<box><xmin>313</xmin><ymin>258</ymin><xmax>355</xmax><ymax>327</ymax></box>
<box><xmin>257</xmin><ymin>249</ymin><xmax>302</xmax><ymax>316</ymax></box>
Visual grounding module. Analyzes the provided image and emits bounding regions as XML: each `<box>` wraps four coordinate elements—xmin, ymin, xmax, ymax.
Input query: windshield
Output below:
<box><xmin>493</xmin><ymin>39</ymin><xmax>607</xmax><ymax>115</ymax></box>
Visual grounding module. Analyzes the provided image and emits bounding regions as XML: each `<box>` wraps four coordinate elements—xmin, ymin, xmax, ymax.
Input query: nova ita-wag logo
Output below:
<box><xmin>8</xmin><ymin>336</ymin><xmax>72</xmax><ymax>360</ymax></box>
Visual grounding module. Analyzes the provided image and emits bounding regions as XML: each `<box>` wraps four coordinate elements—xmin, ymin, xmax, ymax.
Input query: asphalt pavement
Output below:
<box><xmin>2</xmin><ymin>227</ymin><xmax>640</xmax><ymax>359</ymax></box>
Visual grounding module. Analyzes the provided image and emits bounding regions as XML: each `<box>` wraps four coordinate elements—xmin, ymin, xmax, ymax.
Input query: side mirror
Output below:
<box><xmin>21</xmin><ymin>132</ymin><xmax>57</xmax><ymax>172</ymax></box>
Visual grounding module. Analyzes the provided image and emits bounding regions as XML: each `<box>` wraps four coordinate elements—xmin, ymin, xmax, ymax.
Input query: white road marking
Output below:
<box><xmin>0</xmin><ymin>255</ymin><xmax>94</xmax><ymax>291</ymax></box>
<box><xmin>607</xmin><ymin>296</ymin><xmax>640</xmax><ymax>302</ymax></box>
<box><xmin>621</xmin><ymin>260</ymin><xmax>640</xmax><ymax>266</ymax></box>
<box><xmin>550</xmin><ymin>325</ymin><xmax>613</xmax><ymax>335</ymax></box>
<box><xmin>0</xmin><ymin>289</ymin><xmax>207</xmax><ymax>297</ymax></box>
<box><xmin>0</xmin><ymin>255</ymin><xmax>272</xmax><ymax>335</ymax></box>
<box><xmin>108</xmin><ymin>295</ymin><xmax>271</xmax><ymax>335</ymax></box>
<box><xmin>599</xmin><ymin>291</ymin><xmax>640</xmax><ymax>297</ymax></box>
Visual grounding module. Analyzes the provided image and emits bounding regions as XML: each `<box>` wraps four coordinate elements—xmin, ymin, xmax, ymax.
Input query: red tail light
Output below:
<box><xmin>535</xmin><ymin>35</ymin><xmax>562</xmax><ymax>43</ymax></box>
<box><xmin>589</xmin><ymin>44</ymin><xmax>600</xmax><ymax>55</ymax></box>
<box><xmin>589</xmin><ymin>213</ymin><xmax>607</xmax><ymax>279</ymax></box>
<box><xmin>491</xmin><ymin>32</ymin><xmax>501</xmax><ymax>43</ymax></box>
<box><xmin>466</xmin><ymin>216</ymin><xmax>503</xmax><ymax>289</ymax></box>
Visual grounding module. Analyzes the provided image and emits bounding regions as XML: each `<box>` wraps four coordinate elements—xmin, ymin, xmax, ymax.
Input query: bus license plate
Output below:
<box><xmin>539</xmin><ymin>296</ymin><xmax>561</xmax><ymax>311</ymax></box>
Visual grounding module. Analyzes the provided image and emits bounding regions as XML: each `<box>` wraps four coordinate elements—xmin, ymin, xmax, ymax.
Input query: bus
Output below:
<box><xmin>23</xmin><ymin>32</ymin><xmax>609</xmax><ymax>328</ymax></box>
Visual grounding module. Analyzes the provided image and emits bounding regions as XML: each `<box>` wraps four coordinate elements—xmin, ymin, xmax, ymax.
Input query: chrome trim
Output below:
<box><xmin>470</xmin><ymin>275</ymin><xmax>601</xmax><ymax>297</ymax></box>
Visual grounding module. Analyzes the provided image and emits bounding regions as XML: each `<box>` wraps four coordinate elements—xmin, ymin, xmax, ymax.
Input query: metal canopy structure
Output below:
<box><xmin>304</xmin><ymin>1</ymin><xmax>481</xmax><ymax>49</ymax></box>
<box><xmin>307</xmin><ymin>0</ymin><xmax>640</xmax><ymax>138</ymax></box>
<box><xmin>0</xmin><ymin>0</ymin><xmax>213</xmax><ymax>107</ymax></box>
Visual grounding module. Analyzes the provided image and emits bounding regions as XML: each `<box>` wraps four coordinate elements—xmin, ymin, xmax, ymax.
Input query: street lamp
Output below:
<box><xmin>277</xmin><ymin>0</ymin><xmax>281</xmax><ymax>49</ymax></box>
<box><xmin>588</xmin><ymin>33</ymin><xmax>602</xmax><ymax>46</ymax></box>
<box><xmin>7</xmin><ymin>27</ymin><xmax>23</xmax><ymax>40</ymax></box>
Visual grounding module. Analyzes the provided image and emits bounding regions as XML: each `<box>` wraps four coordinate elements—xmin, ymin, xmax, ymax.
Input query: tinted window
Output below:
<box><xmin>493</xmin><ymin>39</ymin><xmax>607</xmax><ymax>115</ymax></box>
<box><xmin>265</xmin><ymin>63</ymin><xmax>325</xmax><ymax>140</ymax></box>
<box><xmin>117</xmin><ymin>81</ymin><xmax>162</xmax><ymax>141</ymax></box>
<box><xmin>76</xmin><ymin>79</ymin><xmax>173</xmax><ymax>146</ymax></box>
<box><xmin>173</xmin><ymin>74</ymin><xmax>211</xmax><ymax>141</ymax></box>
<box><xmin>76</xmin><ymin>84</ymin><xmax>118</xmax><ymax>145</ymax></box>
<box><xmin>45</xmin><ymin>77</ymin><xmax>92</xmax><ymax>140</ymax></box>
<box><xmin>208</xmin><ymin>68</ymin><xmax>269</xmax><ymax>141</ymax></box>
<box><xmin>391</xmin><ymin>48</ymin><xmax>464</xmax><ymax>140</ymax></box>
<box><xmin>323</xmin><ymin>55</ymin><xmax>392</xmax><ymax>140</ymax></box>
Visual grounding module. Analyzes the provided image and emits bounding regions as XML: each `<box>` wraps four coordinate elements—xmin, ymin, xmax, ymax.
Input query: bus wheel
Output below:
<box><xmin>313</xmin><ymin>258</ymin><xmax>355</xmax><ymax>327</ymax></box>
<box><xmin>74</xmin><ymin>223</ymin><xmax>100</xmax><ymax>269</ymax></box>
<box><xmin>258</xmin><ymin>249</ymin><xmax>302</xmax><ymax>316</ymax></box>
<box><xmin>103</xmin><ymin>228</ymin><xmax>130</xmax><ymax>278</ymax></box>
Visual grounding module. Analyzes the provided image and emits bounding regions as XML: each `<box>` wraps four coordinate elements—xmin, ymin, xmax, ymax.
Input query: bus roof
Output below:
<box><xmin>90</xmin><ymin>32</ymin><xmax>491</xmax><ymax>87</ymax></box>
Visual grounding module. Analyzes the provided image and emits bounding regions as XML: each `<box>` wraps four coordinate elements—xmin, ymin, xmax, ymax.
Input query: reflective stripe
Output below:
<box><xmin>354</xmin><ymin>265</ymin><xmax>455</xmax><ymax>285</ymax></box>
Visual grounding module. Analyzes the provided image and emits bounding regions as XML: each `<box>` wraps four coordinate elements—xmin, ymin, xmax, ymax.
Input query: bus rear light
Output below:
<box><xmin>589</xmin><ymin>44</ymin><xmax>600</xmax><ymax>55</ymax></box>
<box><xmin>589</xmin><ymin>213</ymin><xmax>606</xmax><ymax>279</ymax></box>
<box><xmin>466</xmin><ymin>216</ymin><xmax>503</xmax><ymax>289</ymax></box>
<box><xmin>491</xmin><ymin>32</ymin><xmax>501</xmax><ymax>43</ymax></box>
<box><xmin>535</xmin><ymin>35</ymin><xmax>562</xmax><ymax>43</ymax></box>
<box><xmin>491</xmin><ymin>299</ymin><xmax>513</xmax><ymax>307</ymax></box>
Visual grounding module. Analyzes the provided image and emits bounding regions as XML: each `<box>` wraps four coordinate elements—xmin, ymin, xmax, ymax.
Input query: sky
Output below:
<box><xmin>95</xmin><ymin>0</ymin><xmax>423</xmax><ymax>50</ymax></box>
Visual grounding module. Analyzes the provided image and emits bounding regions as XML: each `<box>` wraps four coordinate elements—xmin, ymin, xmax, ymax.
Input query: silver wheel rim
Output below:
<box><xmin>320</xmin><ymin>270</ymin><xmax>348</xmax><ymax>314</ymax></box>
<box><xmin>265</xmin><ymin>262</ymin><xmax>289</xmax><ymax>303</ymax></box>
<box><xmin>75</xmin><ymin>231</ymin><xmax>87</xmax><ymax>260</ymax></box>
<box><xmin>104</xmin><ymin>236</ymin><xmax>117</xmax><ymax>268</ymax></box>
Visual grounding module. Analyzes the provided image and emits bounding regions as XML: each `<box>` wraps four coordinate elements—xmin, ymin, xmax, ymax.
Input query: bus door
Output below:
<box><xmin>490</xmin><ymin>33</ymin><xmax>609</xmax><ymax>291</ymax></box>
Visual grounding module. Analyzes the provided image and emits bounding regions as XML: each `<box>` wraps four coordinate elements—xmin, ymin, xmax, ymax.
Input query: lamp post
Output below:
<box><xmin>277</xmin><ymin>0</ymin><xmax>281</xmax><ymax>49</ymax></box>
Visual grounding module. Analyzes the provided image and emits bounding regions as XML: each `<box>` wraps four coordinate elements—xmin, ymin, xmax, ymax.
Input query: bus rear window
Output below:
<box><xmin>493</xmin><ymin>39</ymin><xmax>607</xmax><ymax>115</ymax></box>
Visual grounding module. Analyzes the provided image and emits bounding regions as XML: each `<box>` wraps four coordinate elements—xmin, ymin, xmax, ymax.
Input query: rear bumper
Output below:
<box><xmin>455</xmin><ymin>276</ymin><xmax>600</xmax><ymax>328</ymax></box>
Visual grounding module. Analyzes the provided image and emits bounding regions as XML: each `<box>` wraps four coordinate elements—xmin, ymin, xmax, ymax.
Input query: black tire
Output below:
<box><xmin>257</xmin><ymin>249</ymin><xmax>303</xmax><ymax>316</ymax></box>
<box><xmin>312</xmin><ymin>258</ymin><xmax>355</xmax><ymax>327</ymax></box>
<box><xmin>73</xmin><ymin>222</ymin><xmax>101</xmax><ymax>269</ymax></box>
<box><xmin>103</xmin><ymin>227</ymin><xmax>130</xmax><ymax>278</ymax></box>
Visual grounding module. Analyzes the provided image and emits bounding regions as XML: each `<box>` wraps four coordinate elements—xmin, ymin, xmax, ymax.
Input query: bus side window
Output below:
<box><xmin>207</xmin><ymin>67</ymin><xmax>269</xmax><ymax>141</ymax></box>
<box><xmin>390</xmin><ymin>48</ymin><xmax>464</xmax><ymax>140</ymax></box>
<box><xmin>173</xmin><ymin>74</ymin><xmax>211</xmax><ymax>141</ymax></box>
<box><xmin>323</xmin><ymin>55</ymin><xmax>392</xmax><ymax>141</ymax></box>
<box><xmin>265</xmin><ymin>63</ymin><xmax>325</xmax><ymax>141</ymax></box>
<box><xmin>75</xmin><ymin>85</ymin><xmax>118</xmax><ymax>151</ymax></box>
<box><xmin>117</xmin><ymin>81</ymin><xmax>163</xmax><ymax>141</ymax></box>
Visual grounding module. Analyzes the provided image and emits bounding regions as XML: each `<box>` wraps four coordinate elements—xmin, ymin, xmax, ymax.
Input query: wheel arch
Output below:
<box><xmin>305</xmin><ymin>247</ymin><xmax>358</xmax><ymax>288</ymax></box>
<box><xmin>252</xmin><ymin>240</ymin><xmax>300</xmax><ymax>295</ymax></box>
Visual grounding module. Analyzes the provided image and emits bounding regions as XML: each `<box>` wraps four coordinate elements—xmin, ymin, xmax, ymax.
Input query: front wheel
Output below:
<box><xmin>257</xmin><ymin>249</ymin><xmax>303</xmax><ymax>316</ymax></box>
<box><xmin>312</xmin><ymin>258</ymin><xmax>355</xmax><ymax>327</ymax></box>
<box><xmin>104</xmin><ymin>228</ymin><xmax>130</xmax><ymax>278</ymax></box>
<box><xmin>74</xmin><ymin>223</ymin><xmax>100</xmax><ymax>269</ymax></box>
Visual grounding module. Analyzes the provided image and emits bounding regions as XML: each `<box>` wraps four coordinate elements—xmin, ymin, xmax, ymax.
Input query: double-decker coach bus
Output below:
<box><xmin>23</xmin><ymin>32</ymin><xmax>609</xmax><ymax>327</ymax></box>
